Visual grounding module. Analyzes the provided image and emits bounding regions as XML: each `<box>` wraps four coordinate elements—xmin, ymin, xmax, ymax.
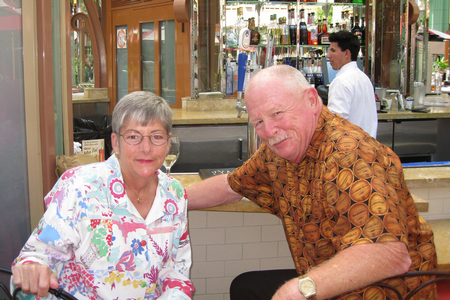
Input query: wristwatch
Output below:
<box><xmin>298</xmin><ymin>274</ymin><xmax>317</xmax><ymax>300</ymax></box>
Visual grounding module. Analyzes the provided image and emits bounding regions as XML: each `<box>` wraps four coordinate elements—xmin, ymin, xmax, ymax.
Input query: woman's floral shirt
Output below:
<box><xmin>12</xmin><ymin>155</ymin><xmax>193</xmax><ymax>300</ymax></box>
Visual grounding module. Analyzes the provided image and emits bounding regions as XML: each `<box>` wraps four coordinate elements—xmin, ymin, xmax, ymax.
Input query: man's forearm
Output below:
<box><xmin>186</xmin><ymin>174</ymin><xmax>242</xmax><ymax>210</ymax></box>
<box><xmin>273</xmin><ymin>241</ymin><xmax>411</xmax><ymax>300</ymax></box>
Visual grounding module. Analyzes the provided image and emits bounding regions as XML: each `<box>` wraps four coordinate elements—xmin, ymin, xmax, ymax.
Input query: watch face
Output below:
<box><xmin>300</xmin><ymin>280</ymin><xmax>315</xmax><ymax>294</ymax></box>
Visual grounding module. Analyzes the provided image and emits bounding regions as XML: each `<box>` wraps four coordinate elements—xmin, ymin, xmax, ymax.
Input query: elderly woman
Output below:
<box><xmin>11</xmin><ymin>91</ymin><xmax>193</xmax><ymax>299</ymax></box>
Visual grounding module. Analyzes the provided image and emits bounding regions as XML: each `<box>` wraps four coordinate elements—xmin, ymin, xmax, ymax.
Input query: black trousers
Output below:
<box><xmin>229</xmin><ymin>269</ymin><xmax>298</xmax><ymax>300</ymax></box>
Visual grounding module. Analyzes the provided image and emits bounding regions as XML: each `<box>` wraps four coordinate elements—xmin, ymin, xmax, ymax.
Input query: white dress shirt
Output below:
<box><xmin>327</xmin><ymin>61</ymin><xmax>378</xmax><ymax>138</ymax></box>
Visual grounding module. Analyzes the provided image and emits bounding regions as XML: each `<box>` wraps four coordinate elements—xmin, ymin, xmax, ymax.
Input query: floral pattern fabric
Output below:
<box><xmin>13</xmin><ymin>155</ymin><xmax>193</xmax><ymax>300</ymax></box>
<box><xmin>228</xmin><ymin>106</ymin><xmax>438</xmax><ymax>300</ymax></box>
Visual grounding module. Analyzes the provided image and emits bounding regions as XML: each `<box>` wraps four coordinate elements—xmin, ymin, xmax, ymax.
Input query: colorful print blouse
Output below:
<box><xmin>228</xmin><ymin>106</ymin><xmax>438</xmax><ymax>300</ymax></box>
<box><xmin>13</xmin><ymin>155</ymin><xmax>193</xmax><ymax>300</ymax></box>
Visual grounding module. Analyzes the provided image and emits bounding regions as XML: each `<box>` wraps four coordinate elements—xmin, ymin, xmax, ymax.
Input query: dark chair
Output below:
<box><xmin>331</xmin><ymin>271</ymin><xmax>450</xmax><ymax>300</ymax></box>
<box><xmin>0</xmin><ymin>268</ymin><xmax>77</xmax><ymax>300</ymax></box>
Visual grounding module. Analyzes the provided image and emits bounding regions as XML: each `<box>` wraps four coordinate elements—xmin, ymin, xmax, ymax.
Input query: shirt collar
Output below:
<box><xmin>337</xmin><ymin>61</ymin><xmax>358</xmax><ymax>76</ymax></box>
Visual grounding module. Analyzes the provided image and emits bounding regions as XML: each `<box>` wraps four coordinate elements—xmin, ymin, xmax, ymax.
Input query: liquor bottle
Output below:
<box><xmin>307</xmin><ymin>13</ymin><xmax>311</xmax><ymax>44</ymax></box>
<box><xmin>298</xmin><ymin>9</ymin><xmax>308</xmax><ymax>45</ymax></box>
<box><xmin>308</xmin><ymin>12</ymin><xmax>318</xmax><ymax>45</ymax></box>
<box><xmin>288</xmin><ymin>5</ymin><xmax>297</xmax><ymax>45</ymax></box>
<box><xmin>234</xmin><ymin>7</ymin><xmax>247</xmax><ymax>47</ymax></box>
<box><xmin>361</xmin><ymin>16</ymin><xmax>366</xmax><ymax>45</ymax></box>
<box><xmin>319</xmin><ymin>18</ymin><xmax>329</xmax><ymax>44</ymax></box>
<box><xmin>329</xmin><ymin>23</ymin><xmax>334</xmax><ymax>34</ymax></box>
<box><xmin>226</xmin><ymin>58</ymin><xmax>233</xmax><ymax>95</ymax></box>
<box><xmin>350</xmin><ymin>16</ymin><xmax>355</xmax><ymax>31</ymax></box>
<box><xmin>274</xmin><ymin>17</ymin><xmax>282</xmax><ymax>45</ymax></box>
<box><xmin>352</xmin><ymin>16</ymin><xmax>363</xmax><ymax>43</ymax></box>
<box><xmin>248</xmin><ymin>17</ymin><xmax>260</xmax><ymax>45</ymax></box>
<box><xmin>317</xmin><ymin>18</ymin><xmax>322</xmax><ymax>41</ymax></box>
<box><xmin>280</xmin><ymin>17</ymin><xmax>291</xmax><ymax>45</ymax></box>
<box><xmin>243</xmin><ymin>59</ymin><xmax>252</xmax><ymax>93</ymax></box>
<box><xmin>268</xmin><ymin>14</ymin><xmax>280</xmax><ymax>45</ymax></box>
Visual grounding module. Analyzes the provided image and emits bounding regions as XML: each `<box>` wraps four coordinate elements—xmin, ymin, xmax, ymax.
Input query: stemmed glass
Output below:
<box><xmin>164</xmin><ymin>135</ymin><xmax>180</xmax><ymax>175</ymax></box>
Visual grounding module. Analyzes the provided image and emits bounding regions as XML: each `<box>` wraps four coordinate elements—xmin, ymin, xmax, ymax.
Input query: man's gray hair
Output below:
<box><xmin>247</xmin><ymin>65</ymin><xmax>310</xmax><ymax>97</ymax></box>
<box><xmin>112</xmin><ymin>91</ymin><xmax>172</xmax><ymax>134</ymax></box>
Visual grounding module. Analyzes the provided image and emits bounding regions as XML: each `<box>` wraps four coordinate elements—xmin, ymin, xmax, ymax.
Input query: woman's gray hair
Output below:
<box><xmin>112</xmin><ymin>91</ymin><xmax>172</xmax><ymax>134</ymax></box>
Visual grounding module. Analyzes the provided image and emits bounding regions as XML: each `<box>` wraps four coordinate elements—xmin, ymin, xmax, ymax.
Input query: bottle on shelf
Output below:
<box><xmin>335</xmin><ymin>23</ymin><xmax>340</xmax><ymax>32</ymax></box>
<box><xmin>314</xmin><ymin>57</ymin><xmax>323</xmax><ymax>88</ymax></box>
<box><xmin>234</xmin><ymin>7</ymin><xmax>247</xmax><ymax>48</ymax></box>
<box><xmin>226</xmin><ymin>58</ymin><xmax>233</xmax><ymax>95</ymax></box>
<box><xmin>307</xmin><ymin>13</ymin><xmax>312</xmax><ymax>45</ymax></box>
<box><xmin>298</xmin><ymin>9</ymin><xmax>308</xmax><ymax>45</ymax></box>
<box><xmin>248</xmin><ymin>17</ymin><xmax>260</xmax><ymax>46</ymax></box>
<box><xmin>361</xmin><ymin>16</ymin><xmax>366</xmax><ymax>45</ymax></box>
<box><xmin>308</xmin><ymin>12</ymin><xmax>318</xmax><ymax>45</ymax></box>
<box><xmin>350</xmin><ymin>16</ymin><xmax>355</xmax><ymax>31</ymax></box>
<box><xmin>280</xmin><ymin>17</ymin><xmax>291</xmax><ymax>45</ymax></box>
<box><xmin>352</xmin><ymin>16</ymin><xmax>363</xmax><ymax>43</ymax></box>
<box><xmin>268</xmin><ymin>14</ymin><xmax>280</xmax><ymax>45</ymax></box>
<box><xmin>319</xmin><ymin>18</ymin><xmax>329</xmax><ymax>45</ymax></box>
<box><xmin>288</xmin><ymin>4</ymin><xmax>297</xmax><ymax>45</ymax></box>
<box><xmin>304</xmin><ymin>58</ymin><xmax>315</xmax><ymax>87</ymax></box>
<box><xmin>317</xmin><ymin>18</ymin><xmax>323</xmax><ymax>41</ymax></box>
<box><xmin>243</xmin><ymin>59</ymin><xmax>252</xmax><ymax>93</ymax></box>
<box><xmin>232</xmin><ymin>59</ymin><xmax>238</xmax><ymax>93</ymax></box>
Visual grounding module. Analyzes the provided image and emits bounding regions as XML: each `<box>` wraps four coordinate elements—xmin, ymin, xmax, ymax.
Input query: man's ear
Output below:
<box><xmin>305</xmin><ymin>87</ymin><xmax>321</xmax><ymax>114</ymax></box>
<box><xmin>345</xmin><ymin>49</ymin><xmax>352</xmax><ymax>60</ymax></box>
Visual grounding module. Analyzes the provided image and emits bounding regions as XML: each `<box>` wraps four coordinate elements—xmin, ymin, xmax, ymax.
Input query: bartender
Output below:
<box><xmin>326</xmin><ymin>30</ymin><xmax>378</xmax><ymax>138</ymax></box>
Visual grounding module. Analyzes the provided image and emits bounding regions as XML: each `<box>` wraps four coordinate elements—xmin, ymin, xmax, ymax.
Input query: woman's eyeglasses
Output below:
<box><xmin>119</xmin><ymin>132</ymin><xmax>169</xmax><ymax>146</ymax></box>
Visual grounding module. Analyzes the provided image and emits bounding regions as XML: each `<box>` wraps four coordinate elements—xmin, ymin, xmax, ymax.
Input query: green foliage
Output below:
<box><xmin>436</xmin><ymin>56</ymin><xmax>449</xmax><ymax>70</ymax></box>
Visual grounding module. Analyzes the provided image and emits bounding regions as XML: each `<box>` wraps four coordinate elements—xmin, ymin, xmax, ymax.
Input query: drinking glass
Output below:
<box><xmin>164</xmin><ymin>135</ymin><xmax>180</xmax><ymax>175</ymax></box>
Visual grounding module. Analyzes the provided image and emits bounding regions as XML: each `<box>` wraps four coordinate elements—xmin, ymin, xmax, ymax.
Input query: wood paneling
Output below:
<box><xmin>36</xmin><ymin>0</ymin><xmax>57</xmax><ymax>195</ymax></box>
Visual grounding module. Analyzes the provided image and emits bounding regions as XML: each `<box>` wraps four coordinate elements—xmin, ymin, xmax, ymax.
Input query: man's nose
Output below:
<box><xmin>263</xmin><ymin>121</ymin><xmax>278</xmax><ymax>137</ymax></box>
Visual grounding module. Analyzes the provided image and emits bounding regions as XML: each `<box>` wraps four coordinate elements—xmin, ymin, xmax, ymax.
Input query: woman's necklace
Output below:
<box><xmin>125</xmin><ymin>181</ymin><xmax>151</xmax><ymax>204</ymax></box>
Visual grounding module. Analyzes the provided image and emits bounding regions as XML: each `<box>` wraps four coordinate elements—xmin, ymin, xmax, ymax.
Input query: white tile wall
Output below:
<box><xmin>411</xmin><ymin>186</ymin><xmax>450</xmax><ymax>220</ymax></box>
<box><xmin>188</xmin><ymin>211</ymin><xmax>294</xmax><ymax>300</ymax></box>
<box><xmin>188</xmin><ymin>186</ymin><xmax>450</xmax><ymax>299</ymax></box>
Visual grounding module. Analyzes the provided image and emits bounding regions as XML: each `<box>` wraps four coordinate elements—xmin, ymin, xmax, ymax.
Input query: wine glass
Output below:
<box><xmin>164</xmin><ymin>135</ymin><xmax>180</xmax><ymax>175</ymax></box>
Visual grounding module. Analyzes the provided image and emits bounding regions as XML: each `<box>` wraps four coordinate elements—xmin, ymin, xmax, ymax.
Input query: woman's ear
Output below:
<box><xmin>111</xmin><ymin>133</ymin><xmax>119</xmax><ymax>156</ymax></box>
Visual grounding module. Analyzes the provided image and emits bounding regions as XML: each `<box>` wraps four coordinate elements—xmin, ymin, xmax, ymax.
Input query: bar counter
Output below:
<box><xmin>174</xmin><ymin>94</ymin><xmax>450</xmax><ymax>125</ymax></box>
<box><xmin>172</xmin><ymin>166</ymin><xmax>450</xmax><ymax>213</ymax></box>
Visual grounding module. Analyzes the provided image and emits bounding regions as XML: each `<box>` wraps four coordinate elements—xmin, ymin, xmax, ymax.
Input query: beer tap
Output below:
<box><xmin>236</xmin><ymin>52</ymin><xmax>248</xmax><ymax>118</ymax></box>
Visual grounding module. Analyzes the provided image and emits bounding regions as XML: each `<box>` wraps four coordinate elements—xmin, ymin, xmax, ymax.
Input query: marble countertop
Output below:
<box><xmin>172</xmin><ymin>109</ymin><xmax>248</xmax><ymax>125</ymax></box>
<box><xmin>174</xmin><ymin>94</ymin><xmax>450</xmax><ymax>125</ymax></box>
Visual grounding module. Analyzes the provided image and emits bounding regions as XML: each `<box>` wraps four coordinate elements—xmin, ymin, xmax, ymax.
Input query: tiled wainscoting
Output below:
<box><xmin>410</xmin><ymin>186</ymin><xmax>450</xmax><ymax>220</ymax></box>
<box><xmin>188</xmin><ymin>211</ymin><xmax>292</xmax><ymax>300</ymax></box>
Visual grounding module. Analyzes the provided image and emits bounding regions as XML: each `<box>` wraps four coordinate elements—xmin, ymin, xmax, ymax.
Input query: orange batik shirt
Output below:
<box><xmin>228</xmin><ymin>106</ymin><xmax>438</xmax><ymax>300</ymax></box>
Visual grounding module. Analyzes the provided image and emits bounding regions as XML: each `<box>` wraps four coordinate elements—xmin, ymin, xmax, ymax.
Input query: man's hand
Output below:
<box><xmin>272</xmin><ymin>278</ymin><xmax>304</xmax><ymax>300</ymax></box>
<box><xmin>12</xmin><ymin>263</ymin><xmax>59</xmax><ymax>297</ymax></box>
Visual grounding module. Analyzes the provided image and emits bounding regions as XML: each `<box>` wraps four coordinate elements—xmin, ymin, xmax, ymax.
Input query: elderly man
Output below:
<box><xmin>187</xmin><ymin>65</ymin><xmax>437</xmax><ymax>300</ymax></box>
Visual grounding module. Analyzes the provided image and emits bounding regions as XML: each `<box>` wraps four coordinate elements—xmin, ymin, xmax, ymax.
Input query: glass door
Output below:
<box><xmin>110</xmin><ymin>4</ymin><xmax>187</xmax><ymax>108</ymax></box>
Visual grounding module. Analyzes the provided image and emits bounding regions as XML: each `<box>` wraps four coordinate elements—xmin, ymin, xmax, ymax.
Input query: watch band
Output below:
<box><xmin>298</xmin><ymin>274</ymin><xmax>317</xmax><ymax>300</ymax></box>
